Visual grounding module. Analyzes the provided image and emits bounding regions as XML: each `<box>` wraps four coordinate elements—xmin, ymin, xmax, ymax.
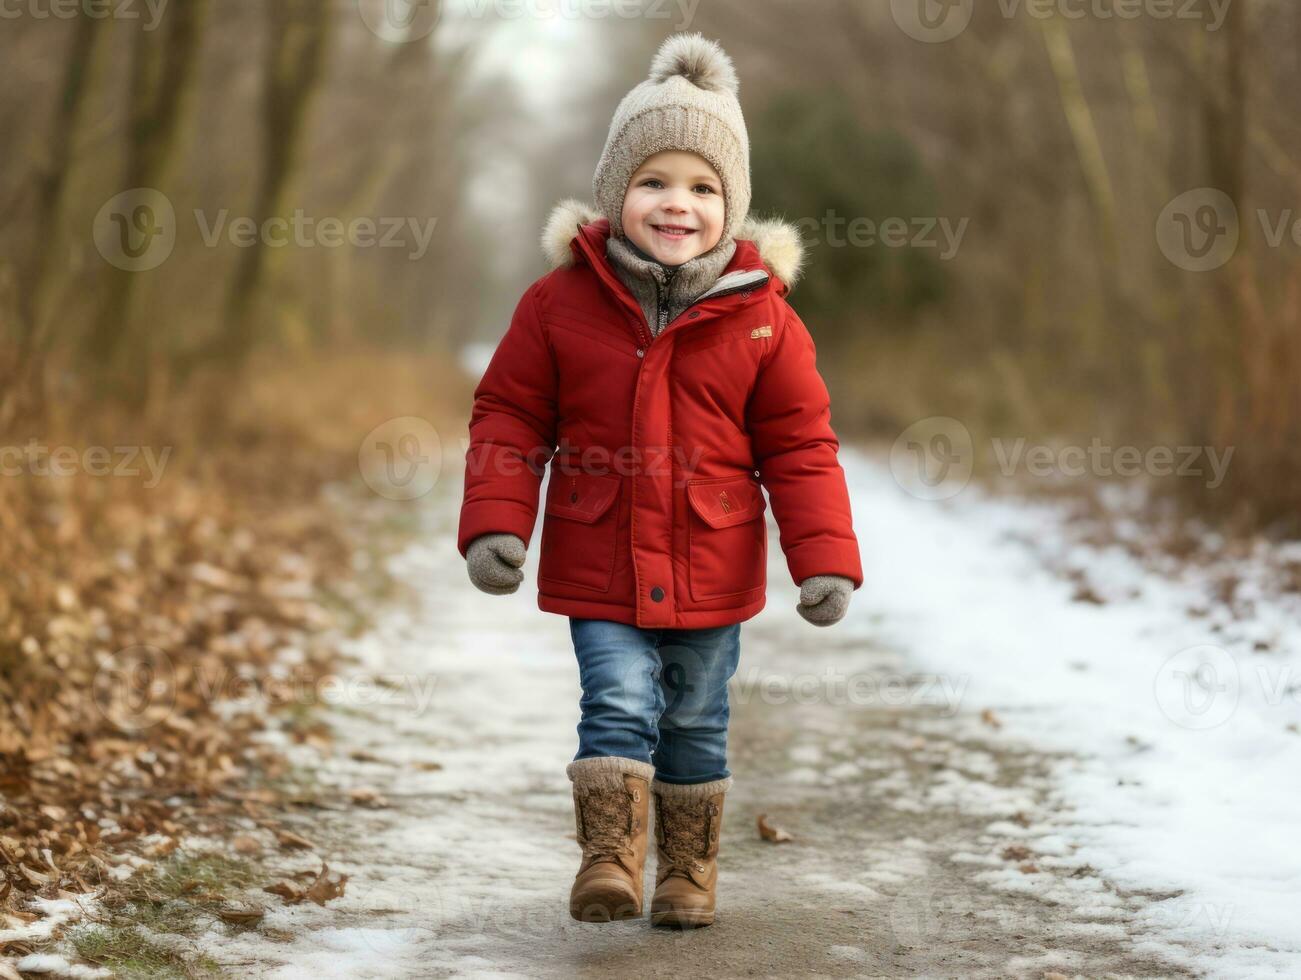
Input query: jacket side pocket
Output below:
<box><xmin>538</xmin><ymin>470</ymin><xmax>622</xmax><ymax>593</ymax></box>
<box><xmin>686</xmin><ymin>475</ymin><xmax>767</xmax><ymax>601</ymax></box>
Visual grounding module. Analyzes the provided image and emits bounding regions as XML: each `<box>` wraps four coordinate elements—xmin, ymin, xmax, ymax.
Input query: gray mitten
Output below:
<box><xmin>466</xmin><ymin>533</ymin><xmax>527</xmax><ymax>595</ymax></box>
<box><xmin>796</xmin><ymin>574</ymin><xmax>854</xmax><ymax>627</ymax></box>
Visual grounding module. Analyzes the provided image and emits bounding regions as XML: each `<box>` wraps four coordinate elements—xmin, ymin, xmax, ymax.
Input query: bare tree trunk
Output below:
<box><xmin>0</xmin><ymin>15</ymin><xmax>105</xmax><ymax>427</ymax></box>
<box><xmin>218</xmin><ymin>0</ymin><xmax>331</xmax><ymax>369</ymax></box>
<box><xmin>1202</xmin><ymin>1</ymin><xmax>1248</xmax><ymax>213</ymax></box>
<box><xmin>1039</xmin><ymin>16</ymin><xmax>1117</xmax><ymax>268</ymax></box>
<box><xmin>87</xmin><ymin>0</ymin><xmax>208</xmax><ymax>376</ymax></box>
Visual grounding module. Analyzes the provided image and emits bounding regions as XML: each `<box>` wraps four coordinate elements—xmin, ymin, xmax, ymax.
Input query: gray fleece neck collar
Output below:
<box><xmin>605</xmin><ymin>234</ymin><xmax>738</xmax><ymax>338</ymax></box>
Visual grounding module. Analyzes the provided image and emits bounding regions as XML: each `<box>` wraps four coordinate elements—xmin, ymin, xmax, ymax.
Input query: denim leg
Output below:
<box><xmin>569</xmin><ymin>618</ymin><xmax>666</xmax><ymax>765</ymax></box>
<box><xmin>652</xmin><ymin>624</ymin><xmax>742</xmax><ymax>784</ymax></box>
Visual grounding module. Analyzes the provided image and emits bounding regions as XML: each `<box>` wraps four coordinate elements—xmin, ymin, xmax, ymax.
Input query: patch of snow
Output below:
<box><xmin>843</xmin><ymin>449</ymin><xmax>1301</xmax><ymax>976</ymax></box>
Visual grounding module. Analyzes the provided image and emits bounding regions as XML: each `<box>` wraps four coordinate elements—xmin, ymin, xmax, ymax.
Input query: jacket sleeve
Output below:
<box><xmin>457</xmin><ymin>283</ymin><xmax>558</xmax><ymax>558</ymax></box>
<box><xmin>746</xmin><ymin>304</ymin><xmax>863</xmax><ymax>589</ymax></box>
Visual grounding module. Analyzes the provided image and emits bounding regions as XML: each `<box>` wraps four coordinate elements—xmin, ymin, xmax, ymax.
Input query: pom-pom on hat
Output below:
<box><xmin>592</xmin><ymin>33</ymin><xmax>750</xmax><ymax>242</ymax></box>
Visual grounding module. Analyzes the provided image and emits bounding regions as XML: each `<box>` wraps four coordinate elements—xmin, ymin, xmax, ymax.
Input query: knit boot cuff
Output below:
<box><xmin>567</xmin><ymin>756</ymin><xmax>656</xmax><ymax>792</ymax></box>
<box><xmin>651</xmin><ymin>775</ymin><xmax>733</xmax><ymax>800</ymax></box>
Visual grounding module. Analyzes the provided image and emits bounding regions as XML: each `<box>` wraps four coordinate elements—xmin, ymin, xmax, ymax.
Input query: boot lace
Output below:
<box><xmin>658</xmin><ymin>797</ymin><xmax>710</xmax><ymax>877</ymax></box>
<box><xmin>577</xmin><ymin>786</ymin><xmax>634</xmax><ymax>860</ymax></box>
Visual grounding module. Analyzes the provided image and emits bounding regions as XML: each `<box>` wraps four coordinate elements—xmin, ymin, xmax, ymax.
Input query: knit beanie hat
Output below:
<box><xmin>592</xmin><ymin>33</ymin><xmax>751</xmax><ymax>243</ymax></box>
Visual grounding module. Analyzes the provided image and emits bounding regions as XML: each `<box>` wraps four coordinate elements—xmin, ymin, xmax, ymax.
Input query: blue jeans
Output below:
<box><xmin>569</xmin><ymin>618</ymin><xmax>742</xmax><ymax>785</ymax></box>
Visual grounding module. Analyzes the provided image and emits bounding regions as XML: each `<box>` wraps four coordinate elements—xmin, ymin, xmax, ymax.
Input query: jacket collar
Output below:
<box><xmin>540</xmin><ymin>198</ymin><xmax>806</xmax><ymax>297</ymax></box>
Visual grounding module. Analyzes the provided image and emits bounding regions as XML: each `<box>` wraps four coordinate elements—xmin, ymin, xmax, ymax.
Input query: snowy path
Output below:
<box><xmin>209</xmin><ymin>448</ymin><xmax>1301</xmax><ymax>979</ymax></box>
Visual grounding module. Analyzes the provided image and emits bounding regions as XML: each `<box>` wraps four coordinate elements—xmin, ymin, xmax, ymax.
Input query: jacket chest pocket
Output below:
<box><xmin>686</xmin><ymin>475</ymin><xmax>767</xmax><ymax>601</ymax></box>
<box><xmin>539</xmin><ymin>471</ymin><xmax>622</xmax><ymax>593</ymax></box>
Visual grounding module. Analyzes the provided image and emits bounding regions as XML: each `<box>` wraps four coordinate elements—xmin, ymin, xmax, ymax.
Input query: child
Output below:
<box><xmin>457</xmin><ymin>33</ymin><xmax>862</xmax><ymax>927</ymax></box>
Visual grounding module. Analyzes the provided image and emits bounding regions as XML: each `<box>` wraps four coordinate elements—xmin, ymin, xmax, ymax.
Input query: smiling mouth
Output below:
<box><xmin>652</xmin><ymin>224</ymin><xmax>696</xmax><ymax>239</ymax></box>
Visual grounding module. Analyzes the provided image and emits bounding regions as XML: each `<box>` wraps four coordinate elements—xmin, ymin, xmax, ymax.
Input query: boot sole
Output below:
<box><xmin>570</xmin><ymin>879</ymin><xmax>642</xmax><ymax>922</ymax></box>
<box><xmin>650</xmin><ymin>906</ymin><xmax>714</xmax><ymax>928</ymax></box>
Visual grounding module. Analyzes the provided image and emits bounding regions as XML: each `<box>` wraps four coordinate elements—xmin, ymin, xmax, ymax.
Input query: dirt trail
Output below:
<box><xmin>209</xmin><ymin>469</ymin><xmax>1195</xmax><ymax>979</ymax></box>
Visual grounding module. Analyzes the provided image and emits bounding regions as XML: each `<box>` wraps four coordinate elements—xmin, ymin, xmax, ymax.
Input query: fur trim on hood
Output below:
<box><xmin>540</xmin><ymin>198</ymin><xmax>805</xmax><ymax>290</ymax></box>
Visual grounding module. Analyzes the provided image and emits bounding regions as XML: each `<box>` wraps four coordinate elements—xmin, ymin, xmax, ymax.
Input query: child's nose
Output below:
<box><xmin>662</xmin><ymin>189</ymin><xmax>692</xmax><ymax>211</ymax></box>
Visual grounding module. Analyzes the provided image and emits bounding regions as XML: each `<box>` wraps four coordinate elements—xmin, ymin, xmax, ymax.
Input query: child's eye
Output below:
<box><xmin>642</xmin><ymin>178</ymin><xmax>664</xmax><ymax>189</ymax></box>
<box><xmin>694</xmin><ymin>185</ymin><xmax>716</xmax><ymax>195</ymax></box>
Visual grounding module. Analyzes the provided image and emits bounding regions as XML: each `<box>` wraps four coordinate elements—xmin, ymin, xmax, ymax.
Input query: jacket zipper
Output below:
<box><xmin>653</xmin><ymin>266</ymin><xmax>677</xmax><ymax>344</ymax></box>
<box><xmin>640</xmin><ymin>267</ymin><xmax>769</xmax><ymax>353</ymax></box>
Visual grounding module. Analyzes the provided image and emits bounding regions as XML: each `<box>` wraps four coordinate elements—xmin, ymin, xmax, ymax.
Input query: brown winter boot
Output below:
<box><xmin>566</xmin><ymin>757</ymin><xmax>654</xmax><ymax>922</ymax></box>
<box><xmin>649</xmin><ymin>775</ymin><xmax>732</xmax><ymax>928</ymax></box>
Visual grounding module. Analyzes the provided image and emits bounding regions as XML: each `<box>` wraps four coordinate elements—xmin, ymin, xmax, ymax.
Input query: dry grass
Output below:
<box><xmin>0</xmin><ymin>344</ymin><xmax>472</xmax><ymax>957</ymax></box>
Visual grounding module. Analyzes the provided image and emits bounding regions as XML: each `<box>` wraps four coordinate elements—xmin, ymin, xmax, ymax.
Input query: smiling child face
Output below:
<box><xmin>620</xmin><ymin>150</ymin><xmax>726</xmax><ymax>265</ymax></box>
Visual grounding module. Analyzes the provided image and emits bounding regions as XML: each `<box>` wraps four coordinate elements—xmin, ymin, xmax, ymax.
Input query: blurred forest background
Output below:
<box><xmin>1</xmin><ymin>0</ymin><xmax>1299</xmax><ymax>962</ymax></box>
<box><xmin>2</xmin><ymin>0</ymin><xmax>1299</xmax><ymax>528</ymax></box>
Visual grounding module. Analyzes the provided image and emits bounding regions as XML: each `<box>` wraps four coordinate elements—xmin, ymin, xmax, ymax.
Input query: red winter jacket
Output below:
<box><xmin>457</xmin><ymin>199</ymin><xmax>863</xmax><ymax>629</ymax></box>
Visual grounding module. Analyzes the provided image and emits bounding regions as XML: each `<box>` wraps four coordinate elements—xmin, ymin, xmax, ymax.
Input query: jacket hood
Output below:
<box><xmin>541</xmin><ymin>198</ymin><xmax>806</xmax><ymax>291</ymax></box>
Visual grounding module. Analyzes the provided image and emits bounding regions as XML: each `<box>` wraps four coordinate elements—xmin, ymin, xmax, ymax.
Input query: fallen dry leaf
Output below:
<box><xmin>757</xmin><ymin>813</ymin><xmax>793</xmax><ymax>843</ymax></box>
<box><xmin>303</xmin><ymin>863</ymin><xmax>348</xmax><ymax>906</ymax></box>
<box><xmin>233</xmin><ymin>835</ymin><xmax>263</xmax><ymax>855</ymax></box>
<box><xmin>216</xmin><ymin>903</ymin><xmax>265</xmax><ymax>926</ymax></box>
<box><xmin>347</xmin><ymin>786</ymin><xmax>389</xmax><ymax>808</ymax></box>
<box><xmin>263</xmin><ymin>881</ymin><xmax>303</xmax><ymax>902</ymax></box>
<box><xmin>1001</xmin><ymin>844</ymin><xmax>1033</xmax><ymax>862</ymax></box>
<box><xmin>275</xmin><ymin>830</ymin><xmax>316</xmax><ymax>851</ymax></box>
<box><xmin>264</xmin><ymin>863</ymin><xmax>348</xmax><ymax>906</ymax></box>
<box><xmin>981</xmin><ymin>708</ymin><xmax>1002</xmax><ymax>729</ymax></box>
